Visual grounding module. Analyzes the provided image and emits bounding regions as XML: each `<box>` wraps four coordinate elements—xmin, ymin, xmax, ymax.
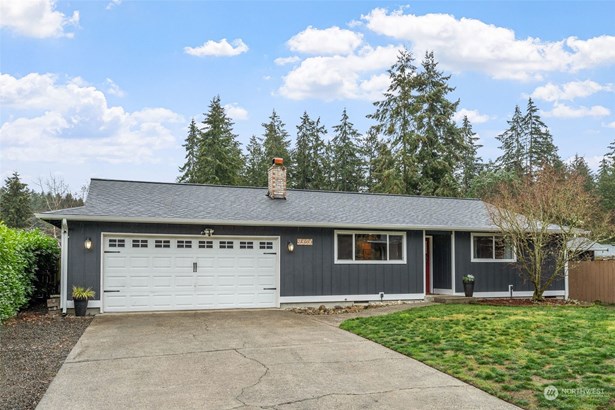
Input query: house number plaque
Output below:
<box><xmin>297</xmin><ymin>238</ymin><xmax>313</xmax><ymax>246</ymax></box>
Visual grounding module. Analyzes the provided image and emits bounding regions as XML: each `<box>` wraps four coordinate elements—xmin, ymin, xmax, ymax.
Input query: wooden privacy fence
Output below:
<box><xmin>569</xmin><ymin>260</ymin><xmax>615</xmax><ymax>304</ymax></box>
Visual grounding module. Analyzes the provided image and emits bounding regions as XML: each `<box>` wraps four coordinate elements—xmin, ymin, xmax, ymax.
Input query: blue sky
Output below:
<box><xmin>1</xmin><ymin>0</ymin><xmax>614</xmax><ymax>193</ymax></box>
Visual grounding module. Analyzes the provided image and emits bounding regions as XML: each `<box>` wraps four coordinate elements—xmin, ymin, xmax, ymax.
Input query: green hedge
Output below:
<box><xmin>0</xmin><ymin>223</ymin><xmax>60</xmax><ymax>322</ymax></box>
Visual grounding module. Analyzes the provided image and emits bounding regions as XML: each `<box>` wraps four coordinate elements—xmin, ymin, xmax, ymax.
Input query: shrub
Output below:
<box><xmin>0</xmin><ymin>223</ymin><xmax>60</xmax><ymax>322</ymax></box>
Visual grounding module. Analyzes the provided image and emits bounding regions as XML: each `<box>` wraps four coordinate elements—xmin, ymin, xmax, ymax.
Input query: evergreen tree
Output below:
<box><xmin>292</xmin><ymin>112</ymin><xmax>327</xmax><ymax>190</ymax></box>
<box><xmin>567</xmin><ymin>154</ymin><xmax>594</xmax><ymax>193</ymax></box>
<box><xmin>361</xmin><ymin>129</ymin><xmax>381</xmax><ymax>192</ymax></box>
<box><xmin>329</xmin><ymin>109</ymin><xmax>364</xmax><ymax>192</ymax></box>
<box><xmin>496</xmin><ymin>105</ymin><xmax>525</xmax><ymax>175</ymax></box>
<box><xmin>371</xmin><ymin>141</ymin><xmax>403</xmax><ymax>194</ymax></box>
<box><xmin>177</xmin><ymin>119</ymin><xmax>200</xmax><ymax>183</ymax></box>
<box><xmin>414</xmin><ymin>51</ymin><xmax>463</xmax><ymax>196</ymax></box>
<box><xmin>178</xmin><ymin>96</ymin><xmax>244</xmax><ymax>185</ymax></box>
<box><xmin>242</xmin><ymin>135</ymin><xmax>266</xmax><ymax>187</ymax></box>
<box><xmin>523</xmin><ymin>98</ymin><xmax>561</xmax><ymax>175</ymax></box>
<box><xmin>598</xmin><ymin>141</ymin><xmax>615</xmax><ymax>211</ymax></box>
<box><xmin>368</xmin><ymin>48</ymin><xmax>421</xmax><ymax>195</ymax></box>
<box><xmin>0</xmin><ymin>172</ymin><xmax>32</xmax><ymax>228</ymax></box>
<box><xmin>262</xmin><ymin>110</ymin><xmax>292</xmax><ymax>172</ymax></box>
<box><xmin>459</xmin><ymin>116</ymin><xmax>483</xmax><ymax>194</ymax></box>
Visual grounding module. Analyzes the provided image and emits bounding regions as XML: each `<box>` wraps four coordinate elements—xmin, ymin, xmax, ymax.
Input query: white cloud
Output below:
<box><xmin>106</xmin><ymin>0</ymin><xmax>122</xmax><ymax>10</ymax></box>
<box><xmin>531</xmin><ymin>80</ymin><xmax>614</xmax><ymax>102</ymax></box>
<box><xmin>453</xmin><ymin>108</ymin><xmax>491</xmax><ymax>124</ymax></box>
<box><xmin>0</xmin><ymin>0</ymin><xmax>79</xmax><ymax>39</ymax></box>
<box><xmin>278</xmin><ymin>45</ymin><xmax>400</xmax><ymax>101</ymax></box>
<box><xmin>287</xmin><ymin>26</ymin><xmax>363</xmax><ymax>55</ymax></box>
<box><xmin>543</xmin><ymin>103</ymin><xmax>610</xmax><ymax>118</ymax></box>
<box><xmin>605</xmin><ymin>121</ymin><xmax>615</xmax><ymax>129</ymax></box>
<box><xmin>262</xmin><ymin>75</ymin><xmax>272</xmax><ymax>81</ymax></box>
<box><xmin>105</xmin><ymin>78</ymin><xmax>125</xmax><ymax>97</ymax></box>
<box><xmin>362</xmin><ymin>8</ymin><xmax>615</xmax><ymax>81</ymax></box>
<box><xmin>0</xmin><ymin>73</ymin><xmax>183</xmax><ymax>164</ymax></box>
<box><xmin>274</xmin><ymin>56</ymin><xmax>301</xmax><ymax>66</ymax></box>
<box><xmin>184</xmin><ymin>38</ymin><xmax>249</xmax><ymax>57</ymax></box>
<box><xmin>223</xmin><ymin>103</ymin><xmax>248</xmax><ymax>121</ymax></box>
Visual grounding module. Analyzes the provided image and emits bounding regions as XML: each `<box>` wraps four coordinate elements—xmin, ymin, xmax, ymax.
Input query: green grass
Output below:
<box><xmin>340</xmin><ymin>304</ymin><xmax>615</xmax><ymax>410</ymax></box>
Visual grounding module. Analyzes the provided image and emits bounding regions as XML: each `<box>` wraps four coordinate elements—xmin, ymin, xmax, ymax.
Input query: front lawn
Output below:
<box><xmin>340</xmin><ymin>304</ymin><xmax>614</xmax><ymax>410</ymax></box>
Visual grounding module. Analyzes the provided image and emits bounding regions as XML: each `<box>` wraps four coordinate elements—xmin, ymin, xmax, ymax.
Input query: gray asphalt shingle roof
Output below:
<box><xmin>38</xmin><ymin>178</ymin><xmax>499</xmax><ymax>230</ymax></box>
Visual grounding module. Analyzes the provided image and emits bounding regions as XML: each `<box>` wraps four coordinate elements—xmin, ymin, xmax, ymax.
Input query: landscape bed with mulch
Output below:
<box><xmin>473</xmin><ymin>297</ymin><xmax>589</xmax><ymax>307</ymax></box>
<box><xmin>0</xmin><ymin>304</ymin><xmax>93</xmax><ymax>410</ymax></box>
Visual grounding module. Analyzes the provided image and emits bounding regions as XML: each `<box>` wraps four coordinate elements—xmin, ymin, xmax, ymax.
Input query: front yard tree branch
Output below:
<box><xmin>486</xmin><ymin>167</ymin><xmax>610</xmax><ymax>301</ymax></box>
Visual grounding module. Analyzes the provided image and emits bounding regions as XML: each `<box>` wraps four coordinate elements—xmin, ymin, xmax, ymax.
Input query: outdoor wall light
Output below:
<box><xmin>84</xmin><ymin>238</ymin><xmax>93</xmax><ymax>250</ymax></box>
<box><xmin>287</xmin><ymin>241</ymin><xmax>295</xmax><ymax>253</ymax></box>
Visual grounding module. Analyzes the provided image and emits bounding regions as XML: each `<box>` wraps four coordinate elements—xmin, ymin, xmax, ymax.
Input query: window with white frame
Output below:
<box><xmin>335</xmin><ymin>231</ymin><xmax>405</xmax><ymax>263</ymax></box>
<box><xmin>471</xmin><ymin>233</ymin><xmax>515</xmax><ymax>262</ymax></box>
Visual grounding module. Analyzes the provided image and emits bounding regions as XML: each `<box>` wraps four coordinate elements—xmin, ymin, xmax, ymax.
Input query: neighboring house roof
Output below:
<box><xmin>37</xmin><ymin>178</ymin><xmax>502</xmax><ymax>231</ymax></box>
<box><xmin>568</xmin><ymin>238</ymin><xmax>615</xmax><ymax>255</ymax></box>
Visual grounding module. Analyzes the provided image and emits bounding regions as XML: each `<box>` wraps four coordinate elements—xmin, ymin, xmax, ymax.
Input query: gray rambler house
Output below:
<box><xmin>36</xmin><ymin>162</ymin><xmax>565</xmax><ymax>313</ymax></box>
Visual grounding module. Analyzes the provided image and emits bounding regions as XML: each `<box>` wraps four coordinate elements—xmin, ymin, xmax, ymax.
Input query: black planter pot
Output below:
<box><xmin>463</xmin><ymin>282</ymin><xmax>475</xmax><ymax>297</ymax></box>
<box><xmin>74</xmin><ymin>299</ymin><xmax>89</xmax><ymax>316</ymax></box>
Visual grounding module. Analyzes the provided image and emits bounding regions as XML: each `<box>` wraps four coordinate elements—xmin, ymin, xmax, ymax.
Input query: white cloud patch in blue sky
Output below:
<box><xmin>0</xmin><ymin>73</ymin><xmax>183</xmax><ymax>164</ymax></box>
<box><xmin>184</xmin><ymin>38</ymin><xmax>249</xmax><ymax>57</ymax></box>
<box><xmin>287</xmin><ymin>26</ymin><xmax>363</xmax><ymax>55</ymax></box>
<box><xmin>362</xmin><ymin>8</ymin><xmax>615</xmax><ymax>81</ymax></box>
<box><xmin>0</xmin><ymin>0</ymin><xmax>79</xmax><ymax>38</ymax></box>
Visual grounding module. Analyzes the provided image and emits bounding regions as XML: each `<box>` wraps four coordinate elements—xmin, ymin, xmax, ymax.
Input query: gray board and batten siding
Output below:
<box><xmin>454</xmin><ymin>231</ymin><xmax>564</xmax><ymax>293</ymax></box>
<box><xmin>67</xmin><ymin>221</ymin><xmax>424</xmax><ymax>299</ymax></box>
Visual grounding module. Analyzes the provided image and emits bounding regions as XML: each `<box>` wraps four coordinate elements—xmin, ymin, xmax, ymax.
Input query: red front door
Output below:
<box><xmin>425</xmin><ymin>237</ymin><xmax>431</xmax><ymax>294</ymax></box>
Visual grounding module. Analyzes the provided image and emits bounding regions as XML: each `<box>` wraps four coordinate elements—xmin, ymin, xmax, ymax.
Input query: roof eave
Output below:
<box><xmin>34</xmin><ymin>213</ymin><xmax>502</xmax><ymax>232</ymax></box>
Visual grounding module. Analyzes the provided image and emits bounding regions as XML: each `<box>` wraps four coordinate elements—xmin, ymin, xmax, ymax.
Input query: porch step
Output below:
<box><xmin>429</xmin><ymin>295</ymin><xmax>476</xmax><ymax>304</ymax></box>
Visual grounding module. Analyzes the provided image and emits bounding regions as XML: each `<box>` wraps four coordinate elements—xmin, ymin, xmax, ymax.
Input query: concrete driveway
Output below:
<box><xmin>37</xmin><ymin>309</ymin><xmax>518</xmax><ymax>409</ymax></box>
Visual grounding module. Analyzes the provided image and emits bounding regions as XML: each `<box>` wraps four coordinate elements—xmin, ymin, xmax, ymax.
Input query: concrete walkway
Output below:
<box><xmin>38</xmin><ymin>309</ymin><xmax>518</xmax><ymax>409</ymax></box>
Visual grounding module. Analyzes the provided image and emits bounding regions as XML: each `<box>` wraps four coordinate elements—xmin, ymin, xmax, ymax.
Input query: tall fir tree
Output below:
<box><xmin>414</xmin><ymin>51</ymin><xmax>463</xmax><ymax>196</ymax></box>
<box><xmin>177</xmin><ymin>118</ymin><xmax>200</xmax><ymax>183</ymax></box>
<box><xmin>567</xmin><ymin>154</ymin><xmax>594</xmax><ymax>193</ymax></box>
<box><xmin>292</xmin><ymin>112</ymin><xmax>327</xmax><ymax>190</ymax></box>
<box><xmin>262</xmin><ymin>110</ymin><xmax>292</xmax><ymax>172</ymax></box>
<box><xmin>329</xmin><ymin>109</ymin><xmax>364</xmax><ymax>192</ymax></box>
<box><xmin>178</xmin><ymin>96</ymin><xmax>244</xmax><ymax>185</ymax></box>
<box><xmin>242</xmin><ymin>135</ymin><xmax>267</xmax><ymax>187</ymax></box>
<box><xmin>368</xmin><ymin>48</ymin><xmax>421</xmax><ymax>195</ymax></box>
<box><xmin>496</xmin><ymin>105</ymin><xmax>525</xmax><ymax>175</ymax></box>
<box><xmin>371</xmin><ymin>141</ymin><xmax>403</xmax><ymax>194</ymax></box>
<box><xmin>0</xmin><ymin>172</ymin><xmax>33</xmax><ymax>228</ymax></box>
<box><xmin>522</xmin><ymin>98</ymin><xmax>561</xmax><ymax>175</ymax></box>
<box><xmin>361</xmin><ymin>128</ymin><xmax>381</xmax><ymax>192</ymax></box>
<box><xmin>598</xmin><ymin>140</ymin><xmax>615</xmax><ymax>211</ymax></box>
<box><xmin>459</xmin><ymin>116</ymin><xmax>483</xmax><ymax>195</ymax></box>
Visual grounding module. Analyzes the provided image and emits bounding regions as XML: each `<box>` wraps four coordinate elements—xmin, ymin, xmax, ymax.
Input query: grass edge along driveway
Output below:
<box><xmin>340</xmin><ymin>304</ymin><xmax>614</xmax><ymax>410</ymax></box>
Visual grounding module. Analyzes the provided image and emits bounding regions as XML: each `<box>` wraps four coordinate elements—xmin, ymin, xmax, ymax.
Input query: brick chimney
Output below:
<box><xmin>267</xmin><ymin>158</ymin><xmax>287</xmax><ymax>199</ymax></box>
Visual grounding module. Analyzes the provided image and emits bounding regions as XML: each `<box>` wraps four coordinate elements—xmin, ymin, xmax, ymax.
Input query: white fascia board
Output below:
<box><xmin>35</xmin><ymin>213</ymin><xmax>503</xmax><ymax>233</ymax></box>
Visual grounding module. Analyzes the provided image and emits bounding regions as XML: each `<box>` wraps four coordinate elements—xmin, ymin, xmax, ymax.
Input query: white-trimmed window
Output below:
<box><xmin>335</xmin><ymin>230</ymin><xmax>406</xmax><ymax>264</ymax></box>
<box><xmin>471</xmin><ymin>233</ymin><xmax>516</xmax><ymax>262</ymax></box>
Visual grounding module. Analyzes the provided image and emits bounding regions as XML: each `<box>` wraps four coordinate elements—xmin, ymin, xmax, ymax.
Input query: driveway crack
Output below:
<box><xmin>265</xmin><ymin>384</ymin><xmax>468</xmax><ymax>408</ymax></box>
<box><xmin>232</xmin><ymin>349</ymin><xmax>270</xmax><ymax>409</ymax></box>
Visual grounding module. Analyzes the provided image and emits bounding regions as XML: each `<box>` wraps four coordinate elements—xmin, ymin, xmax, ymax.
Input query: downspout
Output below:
<box><xmin>564</xmin><ymin>253</ymin><xmax>569</xmax><ymax>300</ymax></box>
<box><xmin>61</xmin><ymin>219</ymin><xmax>69</xmax><ymax>314</ymax></box>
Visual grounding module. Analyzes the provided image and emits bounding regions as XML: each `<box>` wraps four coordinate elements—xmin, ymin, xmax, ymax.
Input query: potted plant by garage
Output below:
<box><xmin>72</xmin><ymin>286</ymin><xmax>95</xmax><ymax>316</ymax></box>
<box><xmin>462</xmin><ymin>275</ymin><xmax>475</xmax><ymax>297</ymax></box>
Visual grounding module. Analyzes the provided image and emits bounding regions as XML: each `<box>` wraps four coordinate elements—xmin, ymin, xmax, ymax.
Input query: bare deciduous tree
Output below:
<box><xmin>486</xmin><ymin>167</ymin><xmax>610</xmax><ymax>301</ymax></box>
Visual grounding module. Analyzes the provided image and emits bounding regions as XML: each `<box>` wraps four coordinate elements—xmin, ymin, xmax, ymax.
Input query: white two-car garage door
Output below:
<box><xmin>102</xmin><ymin>235</ymin><xmax>279</xmax><ymax>312</ymax></box>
